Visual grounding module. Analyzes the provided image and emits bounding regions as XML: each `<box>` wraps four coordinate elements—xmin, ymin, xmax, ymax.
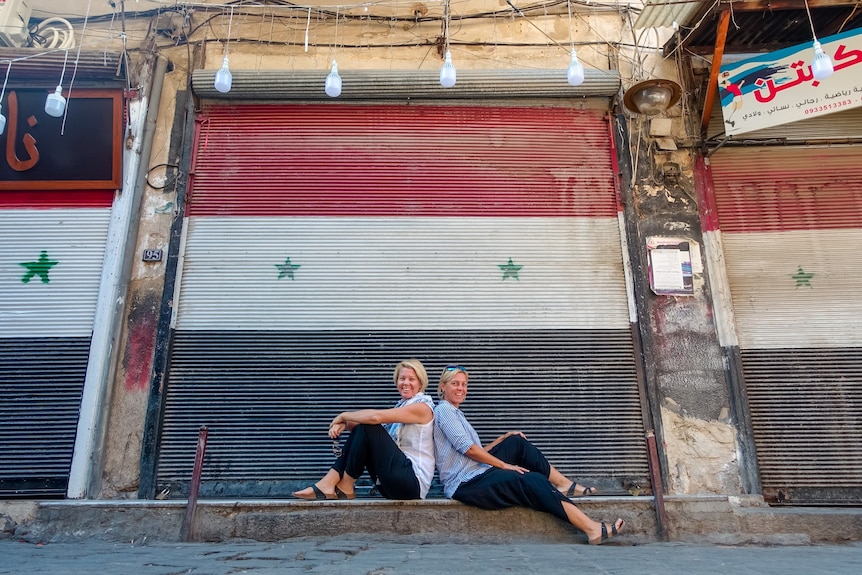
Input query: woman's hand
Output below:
<box><xmin>502</xmin><ymin>463</ymin><xmax>529</xmax><ymax>474</ymax></box>
<box><xmin>505</xmin><ymin>431</ymin><xmax>526</xmax><ymax>440</ymax></box>
<box><xmin>329</xmin><ymin>422</ymin><xmax>346</xmax><ymax>439</ymax></box>
<box><xmin>329</xmin><ymin>413</ymin><xmax>347</xmax><ymax>438</ymax></box>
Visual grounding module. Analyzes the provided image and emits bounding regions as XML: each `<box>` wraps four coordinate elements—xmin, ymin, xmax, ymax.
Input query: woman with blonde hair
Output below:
<box><xmin>433</xmin><ymin>364</ymin><xmax>624</xmax><ymax>544</ymax></box>
<box><xmin>294</xmin><ymin>359</ymin><xmax>435</xmax><ymax>500</ymax></box>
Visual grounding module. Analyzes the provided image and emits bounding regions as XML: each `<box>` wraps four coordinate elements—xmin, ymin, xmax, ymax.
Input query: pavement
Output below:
<box><xmin>1</xmin><ymin>537</ymin><xmax>861</xmax><ymax>575</ymax></box>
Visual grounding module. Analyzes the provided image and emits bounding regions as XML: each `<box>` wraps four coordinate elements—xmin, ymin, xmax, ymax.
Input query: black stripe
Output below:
<box><xmin>0</xmin><ymin>337</ymin><xmax>90</xmax><ymax>497</ymax></box>
<box><xmin>741</xmin><ymin>347</ymin><xmax>862</xmax><ymax>504</ymax></box>
<box><xmin>156</xmin><ymin>330</ymin><xmax>649</xmax><ymax>498</ymax></box>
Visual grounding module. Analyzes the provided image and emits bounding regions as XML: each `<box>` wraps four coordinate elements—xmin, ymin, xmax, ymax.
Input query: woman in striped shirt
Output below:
<box><xmin>433</xmin><ymin>364</ymin><xmax>624</xmax><ymax>544</ymax></box>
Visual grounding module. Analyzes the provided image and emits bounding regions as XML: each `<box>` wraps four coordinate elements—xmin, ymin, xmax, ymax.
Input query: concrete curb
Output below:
<box><xmin>4</xmin><ymin>496</ymin><xmax>861</xmax><ymax>546</ymax></box>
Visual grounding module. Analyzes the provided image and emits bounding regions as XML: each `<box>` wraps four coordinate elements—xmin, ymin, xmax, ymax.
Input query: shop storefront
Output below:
<box><xmin>143</xmin><ymin>71</ymin><xmax>653</xmax><ymax>498</ymax></box>
<box><xmin>0</xmin><ymin>86</ymin><xmax>123</xmax><ymax>497</ymax></box>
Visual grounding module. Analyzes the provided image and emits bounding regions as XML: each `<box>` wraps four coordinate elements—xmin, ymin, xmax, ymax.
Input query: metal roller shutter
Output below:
<box><xmin>156</xmin><ymin>103</ymin><xmax>649</xmax><ymax>498</ymax></box>
<box><xmin>710</xmin><ymin>146</ymin><xmax>862</xmax><ymax>504</ymax></box>
<box><xmin>0</xmin><ymin>208</ymin><xmax>111</xmax><ymax>497</ymax></box>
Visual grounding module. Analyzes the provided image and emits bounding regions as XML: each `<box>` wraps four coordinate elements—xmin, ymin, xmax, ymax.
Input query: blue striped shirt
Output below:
<box><xmin>433</xmin><ymin>400</ymin><xmax>491</xmax><ymax>498</ymax></box>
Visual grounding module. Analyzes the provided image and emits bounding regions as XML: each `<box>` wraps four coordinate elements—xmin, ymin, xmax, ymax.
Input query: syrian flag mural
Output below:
<box><xmin>156</xmin><ymin>104</ymin><xmax>649</xmax><ymax>497</ymax></box>
<box><xmin>0</xmin><ymin>208</ymin><xmax>111</xmax><ymax>495</ymax></box>
<box><xmin>708</xmin><ymin>146</ymin><xmax>862</xmax><ymax>501</ymax></box>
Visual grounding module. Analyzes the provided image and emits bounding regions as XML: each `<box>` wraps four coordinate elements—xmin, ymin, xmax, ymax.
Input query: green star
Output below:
<box><xmin>276</xmin><ymin>257</ymin><xmax>301</xmax><ymax>280</ymax></box>
<box><xmin>498</xmin><ymin>257</ymin><xmax>523</xmax><ymax>281</ymax></box>
<box><xmin>791</xmin><ymin>266</ymin><xmax>814</xmax><ymax>288</ymax></box>
<box><xmin>20</xmin><ymin>250</ymin><xmax>58</xmax><ymax>284</ymax></box>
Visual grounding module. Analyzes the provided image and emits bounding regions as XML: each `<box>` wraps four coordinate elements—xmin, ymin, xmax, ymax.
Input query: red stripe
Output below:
<box><xmin>710</xmin><ymin>147</ymin><xmax>862</xmax><ymax>233</ymax></box>
<box><xmin>695</xmin><ymin>155</ymin><xmax>720</xmax><ymax>233</ymax></box>
<box><xmin>0</xmin><ymin>190</ymin><xmax>115</xmax><ymax>208</ymax></box>
<box><xmin>188</xmin><ymin>104</ymin><xmax>617</xmax><ymax>217</ymax></box>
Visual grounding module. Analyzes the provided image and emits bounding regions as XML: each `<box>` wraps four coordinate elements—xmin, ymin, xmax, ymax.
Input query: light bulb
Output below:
<box><xmin>811</xmin><ymin>41</ymin><xmax>834</xmax><ymax>81</ymax></box>
<box><xmin>45</xmin><ymin>85</ymin><xmax>66</xmax><ymax>117</ymax></box>
<box><xmin>214</xmin><ymin>56</ymin><xmax>232</xmax><ymax>93</ymax></box>
<box><xmin>325</xmin><ymin>61</ymin><xmax>342</xmax><ymax>98</ymax></box>
<box><xmin>567</xmin><ymin>49</ymin><xmax>584</xmax><ymax>87</ymax></box>
<box><xmin>440</xmin><ymin>51</ymin><xmax>456</xmax><ymax>88</ymax></box>
<box><xmin>0</xmin><ymin>104</ymin><xmax>5</xmax><ymax>135</ymax></box>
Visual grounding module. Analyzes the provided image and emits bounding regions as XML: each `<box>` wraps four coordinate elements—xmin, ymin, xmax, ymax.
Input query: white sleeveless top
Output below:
<box><xmin>384</xmin><ymin>393</ymin><xmax>436</xmax><ymax>499</ymax></box>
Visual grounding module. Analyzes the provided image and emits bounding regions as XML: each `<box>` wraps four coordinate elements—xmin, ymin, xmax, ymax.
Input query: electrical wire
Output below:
<box><xmin>30</xmin><ymin>17</ymin><xmax>77</xmax><ymax>49</ymax></box>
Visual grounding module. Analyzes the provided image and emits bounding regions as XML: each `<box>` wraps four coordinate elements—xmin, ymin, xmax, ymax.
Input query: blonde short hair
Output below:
<box><xmin>393</xmin><ymin>359</ymin><xmax>429</xmax><ymax>393</ymax></box>
<box><xmin>437</xmin><ymin>365</ymin><xmax>469</xmax><ymax>399</ymax></box>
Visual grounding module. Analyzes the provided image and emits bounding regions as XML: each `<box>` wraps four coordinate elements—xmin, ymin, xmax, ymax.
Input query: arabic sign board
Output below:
<box><xmin>719</xmin><ymin>26</ymin><xmax>862</xmax><ymax>137</ymax></box>
<box><xmin>0</xmin><ymin>89</ymin><xmax>122</xmax><ymax>190</ymax></box>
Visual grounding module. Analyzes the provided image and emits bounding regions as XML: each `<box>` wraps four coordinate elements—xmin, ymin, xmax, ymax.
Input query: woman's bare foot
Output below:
<box><xmin>587</xmin><ymin>518</ymin><xmax>624</xmax><ymax>545</ymax></box>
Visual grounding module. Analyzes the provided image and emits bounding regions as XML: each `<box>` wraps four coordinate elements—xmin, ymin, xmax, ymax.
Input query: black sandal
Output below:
<box><xmin>565</xmin><ymin>483</ymin><xmax>597</xmax><ymax>497</ymax></box>
<box><xmin>294</xmin><ymin>484</ymin><xmax>337</xmax><ymax>500</ymax></box>
<box><xmin>589</xmin><ymin>519</ymin><xmax>624</xmax><ymax>545</ymax></box>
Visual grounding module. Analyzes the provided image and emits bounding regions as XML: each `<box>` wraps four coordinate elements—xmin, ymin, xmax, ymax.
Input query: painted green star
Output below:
<box><xmin>791</xmin><ymin>266</ymin><xmax>814</xmax><ymax>288</ymax></box>
<box><xmin>20</xmin><ymin>250</ymin><xmax>58</xmax><ymax>284</ymax></box>
<box><xmin>498</xmin><ymin>257</ymin><xmax>523</xmax><ymax>281</ymax></box>
<box><xmin>276</xmin><ymin>257</ymin><xmax>301</xmax><ymax>280</ymax></box>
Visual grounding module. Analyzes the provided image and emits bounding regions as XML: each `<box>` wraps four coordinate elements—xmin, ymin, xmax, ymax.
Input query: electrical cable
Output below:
<box><xmin>30</xmin><ymin>17</ymin><xmax>76</xmax><ymax>49</ymax></box>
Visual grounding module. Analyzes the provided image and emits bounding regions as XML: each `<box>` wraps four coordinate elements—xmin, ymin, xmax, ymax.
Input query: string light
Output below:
<box><xmin>566</xmin><ymin>1</ymin><xmax>584</xmax><ymax>86</ymax></box>
<box><xmin>325</xmin><ymin>60</ymin><xmax>342</xmax><ymax>97</ymax></box>
<box><xmin>0</xmin><ymin>62</ymin><xmax>10</xmax><ymax>135</ymax></box>
<box><xmin>803</xmin><ymin>0</ymin><xmax>834</xmax><ymax>80</ymax></box>
<box><xmin>45</xmin><ymin>49</ymin><xmax>69</xmax><ymax>118</ymax></box>
<box><xmin>325</xmin><ymin>7</ymin><xmax>342</xmax><ymax>98</ymax></box>
<box><xmin>440</xmin><ymin>0</ymin><xmax>456</xmax><ymax>88</ymax></box>
<box><xmin>214</xmin><ymin>7</ymin><xmax>234</xmax><ymax>93</ymax></box>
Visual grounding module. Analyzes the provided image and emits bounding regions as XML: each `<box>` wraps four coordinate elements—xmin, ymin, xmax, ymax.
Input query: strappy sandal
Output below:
<box><xmin>335</xmin><ymin>486</ymin><xmax>356</xmax><ymax>500</ymax></box>
<box><xmin>294</xmin><ymin>484</ymin><xmax>337</xmax><ymax>500</ymax></box>
<box><xmin>589</xmin><ymin>519</ymin><xmax>624</xmax><ymax>545</ymax></box>
<box><xmin>565</xmin><ymin>483</ymin><xmax>597</xmax><ymax>497</ymax></box>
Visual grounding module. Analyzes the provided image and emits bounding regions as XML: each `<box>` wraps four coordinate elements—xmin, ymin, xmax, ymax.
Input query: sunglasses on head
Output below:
<box><xmin>445</xmin><ymin>365</ymin><xmax>467</xmax><ymax>372</ymax></box>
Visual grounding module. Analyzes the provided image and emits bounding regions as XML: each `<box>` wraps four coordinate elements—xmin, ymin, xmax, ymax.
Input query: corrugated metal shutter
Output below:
<box><xmin>0</xmin><ymin>208</ymin><xmax>111</xmax><ymax>496</ymax></box>
<box><xmin>156</xmin><ymin>103</ymin><xmax>649</xmax><ymax>498</ymax></box>
<box><xmin>710</xmin><ymin>146</ymin><xmax>862</xmax><ymax>504</ymax></box>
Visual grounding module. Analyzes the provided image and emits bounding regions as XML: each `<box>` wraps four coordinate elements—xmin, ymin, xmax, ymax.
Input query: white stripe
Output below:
<box><xmin>0</xmin><ymin>208</ymin><xmax>111</xmax><ymax>337</ymax></box>
<box><xmin>703</xmin><ymin>229</ymin><xmax>739</xmax><ymax>348</ymax></box>
<box><xmin>176</xmin><ymin>216</ymin><xmax>630</xmax><ymax>330</ymax></box>
<box><xmin>723</xmin><ymin>229</ymin><xmax>862</xmax><ymax>349</ymax></box>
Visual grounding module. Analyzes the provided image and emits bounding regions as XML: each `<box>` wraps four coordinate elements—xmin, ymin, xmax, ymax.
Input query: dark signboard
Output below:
<box><xmin>0</xmin><ymin>88</ymin><xmax>122</xmax><ymax>190</ymax></box>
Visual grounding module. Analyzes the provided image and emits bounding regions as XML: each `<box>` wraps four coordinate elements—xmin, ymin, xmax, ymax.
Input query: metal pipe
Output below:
<box><xmin>646</xmin><ymin>430</ymin><xmax>669</xmax><ymax>541</ymax></box>
<box><xmin>180</xmin><ymin>426</ymin><xmax>209</xmax><ymax>542</ymax></box>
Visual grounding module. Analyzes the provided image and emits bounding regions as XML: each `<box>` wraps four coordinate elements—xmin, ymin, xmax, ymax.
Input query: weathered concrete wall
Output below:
<box><xmin>98</xmin><ymin>69</ymin><xmax>186</xmax><ymax>499</ymax></box>
<box><xmin>623</xmin><ymin>56</ymin><xmax>742</xmax><ymax>495</ymax></box>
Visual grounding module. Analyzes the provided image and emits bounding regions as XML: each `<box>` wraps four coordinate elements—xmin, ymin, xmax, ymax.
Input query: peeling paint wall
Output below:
<box><xmin>626</xmin><ymin>109</ymin><xmax>744</xmax><ymax>494</ymax></box>
<box><xmin>661</xmin><ymin>404</ymin><xmax>740</xmax><ymax>495</ymax></box>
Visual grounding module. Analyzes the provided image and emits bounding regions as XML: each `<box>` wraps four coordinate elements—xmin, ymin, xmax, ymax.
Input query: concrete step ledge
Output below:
<box><xmin>4</xmin><ymin>496</ymin><xmax>862</xmax><ymax>545</ymax></box>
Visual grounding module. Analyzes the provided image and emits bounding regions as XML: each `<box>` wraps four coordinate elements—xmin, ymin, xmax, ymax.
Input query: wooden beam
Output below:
<box><xmin>700</xmin><ymin>10</ymin><xmax>731</xmax><ymax>139</ymax></box>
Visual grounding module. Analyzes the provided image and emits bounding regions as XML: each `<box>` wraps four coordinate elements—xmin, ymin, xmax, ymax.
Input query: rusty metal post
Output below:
<box><xmin>646</xmin><ymin>430</ymin><xmax>669</xmax><ymax>541</ymax></box>
<box><xmin>180</xmin><ymin>426</ymin><xmax>208</xmax><ymax>542</ymax></box>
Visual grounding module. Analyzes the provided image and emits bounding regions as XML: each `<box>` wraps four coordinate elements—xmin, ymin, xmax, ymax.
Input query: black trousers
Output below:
<box><xmin>331</xmin><ymin>423</ymin><xmax>421</xmax><ymax>500</ymax></box>
<box><xmin>452</xmin><ymin>435</ymin><xmax>568</xmax><ymax>522</ymax></box>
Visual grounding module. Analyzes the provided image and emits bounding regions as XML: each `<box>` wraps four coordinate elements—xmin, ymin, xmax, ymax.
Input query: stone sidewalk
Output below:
<box><xmin>1</xmin><ymin>538</ymin><xmax>861</xmax><ymax>575</ymax></box>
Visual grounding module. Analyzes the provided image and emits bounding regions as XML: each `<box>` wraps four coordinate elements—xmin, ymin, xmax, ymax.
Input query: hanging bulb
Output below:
<box><xmin>567</xmin><ymin>49</ymin><xmax>585</xmax><ymax>87</ymax></box>
<box><xmin>45</xmin><ymin>85</ymin><xmax>66</xmax><ymax>117</ymax></box>
<box><xmin>810</xmin><ymin>41</ymin><xmax>834</xmax><ymax>81</ymax></box>
<box><xmin>440</xmin><ymin>51</ymin><xmax>456</xmax><ymax>88</ymax></box>
<box><xmin>214</xmin><ymin>56</ymin><xmax>232</xmax><ymax>93</ymax></box>
<box><xmin>0</xmin><ymin>104</ymin><xmax>5</xmax><ymax>136</ymax></box>
<box><xmin>325</xmin><ymin>60</ymin><xmax>342</xmax><ymax>98</ymax></box>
